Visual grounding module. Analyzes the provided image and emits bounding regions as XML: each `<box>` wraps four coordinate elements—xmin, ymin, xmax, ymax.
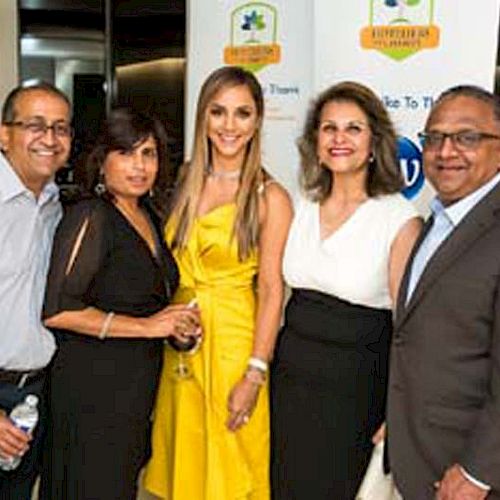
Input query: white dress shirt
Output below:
<box><xmin>0</xmin><ymin>152</ymin><xmax>61</xmax><ymax>370</ymax></box>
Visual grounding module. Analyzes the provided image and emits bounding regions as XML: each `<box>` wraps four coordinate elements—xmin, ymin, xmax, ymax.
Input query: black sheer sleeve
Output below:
<box><xmin>43</xmin><ymin>199</ymin><xmax>110</xmax><ymax>319</ymax></box>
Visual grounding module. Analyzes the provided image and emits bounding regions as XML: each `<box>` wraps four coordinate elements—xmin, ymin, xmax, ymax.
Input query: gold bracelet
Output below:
<box><xmin>244</xmin><ymin>367</ymin><xmax>266</xmax><ymax>386</ymax></box>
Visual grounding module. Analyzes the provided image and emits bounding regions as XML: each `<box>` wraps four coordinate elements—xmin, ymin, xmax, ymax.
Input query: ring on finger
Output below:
<box><xmin>242</xmin><ymin>414</ymin><xmax>250</xmax><ymax>423</ymax></box>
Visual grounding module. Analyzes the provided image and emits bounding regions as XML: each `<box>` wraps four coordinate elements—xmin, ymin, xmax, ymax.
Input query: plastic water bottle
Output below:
<box><xmin>0</xmin><ymin>394</ymin><xmax>39</xmax><ymax>471</ymax></box>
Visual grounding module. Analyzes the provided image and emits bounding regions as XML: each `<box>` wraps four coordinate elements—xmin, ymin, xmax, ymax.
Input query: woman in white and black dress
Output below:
<box><xmin>40</xmin><ymin>108</ymin><xmax>200</xmax><ymax>500</ymax></box>
<box><xmin>271</xmin><ymin>82</ymin><xmax>422</xmax><ymax>499</ymax></box>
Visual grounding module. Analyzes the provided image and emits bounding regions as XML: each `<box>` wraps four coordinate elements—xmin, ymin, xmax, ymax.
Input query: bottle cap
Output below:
<box><xmin>25</xmin><ymin>395</ymin><xmax>39</xmax><ymax>407</ymax></box>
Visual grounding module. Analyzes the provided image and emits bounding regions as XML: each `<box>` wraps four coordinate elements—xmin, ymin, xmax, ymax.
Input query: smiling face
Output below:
<box><xmin>206</xmin><ymin>84</ymin><xmax>260</xmax><ymax>168</ymax></box>
<box><xmin>0</xmin><ymin>89</ymin><xmax>71</xmax><ymax>195</ymax></box>
<box><xmin>423</xmin><ymin>95</ymin><xmax>500</xmax><ymax>204</ymax></box>
<box><xmin>316</xmin><ymin>99</ymin><xmax>372</xmax><ymax>178</ymax></box>
<box><xmin>102</xmin><ymin>135</ymin><xmax>159</xmax><ymax>203</ymax></box>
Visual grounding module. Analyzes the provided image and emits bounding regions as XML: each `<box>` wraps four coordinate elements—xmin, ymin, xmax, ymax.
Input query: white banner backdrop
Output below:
<box><xmin>186</xmin><ymin>0</ymin><xmax>312</xmax><ymax>197</ymax></box>
<box><xmin>186</xmin><ymin>0</ymin><xmax>500</xmax><ymax>208</ymax></box>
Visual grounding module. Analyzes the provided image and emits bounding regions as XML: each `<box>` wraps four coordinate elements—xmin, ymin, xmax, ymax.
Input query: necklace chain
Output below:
<box><xmin>207</xmin><ymin>165</ymin><xmax>242</xmax><ymax>180</ymax></box>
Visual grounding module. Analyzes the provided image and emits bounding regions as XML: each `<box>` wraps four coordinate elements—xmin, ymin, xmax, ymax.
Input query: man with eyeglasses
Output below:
<box><xmin>387</xmin><ymin>84</ymin><xmax>500</xmax><ymax>500</ymax></box>
<box><xmin>0</xmin><ymin>82</ymin><xmax>71</xmax><ymax>498</ymax></box>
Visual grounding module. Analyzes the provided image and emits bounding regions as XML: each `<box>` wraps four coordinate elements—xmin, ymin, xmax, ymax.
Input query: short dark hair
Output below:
<box><xmin>77</xmin><ymin>107</ymin><xmax>173</xmax><ymax>218</ymax></box>
<box><xmin>428</xmin><ymin>85</ymin><xmax>500</xmax><ymax>126</ymax></box>
<box><xmin>1</xmin><ymin>82</ymin><xmax>71</xmax><ymax>123</ymax></box>
<box><xmin>298</xmin><ymin>81</ymin><xmax>403</xmax><ymax>201</ymax></box>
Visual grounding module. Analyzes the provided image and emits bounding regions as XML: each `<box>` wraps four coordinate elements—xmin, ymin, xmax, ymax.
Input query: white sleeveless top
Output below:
<box><xmin>283</xmin><ymin>193</ymin><xmax>419</xmax><ymax>309</ymax></box>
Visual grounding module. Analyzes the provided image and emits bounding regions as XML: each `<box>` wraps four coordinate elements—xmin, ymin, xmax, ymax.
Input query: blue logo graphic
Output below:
<box><xmin>241</xmin><ymin>10</ymin><xmax>266</xmax><ymax>31</ymax></box>
<box><xmin>398</xmin><ymin>136</ymin><xmax>424</xmax><ymax>199</ymax></box>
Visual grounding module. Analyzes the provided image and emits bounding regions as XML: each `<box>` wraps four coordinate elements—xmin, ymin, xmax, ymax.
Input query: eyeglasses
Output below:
<box><xmin>418</xmin><ymin>130</ymin><xmax>500</xmax><ymax>151</ymax></box>
<box><xmin>4</xmin><ymin>120</ymin><xmax>73</xmax><ymax>138</ymax></box>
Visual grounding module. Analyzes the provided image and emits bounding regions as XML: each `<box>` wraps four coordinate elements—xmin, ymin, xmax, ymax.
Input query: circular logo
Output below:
<box><xmin>398</xmin><ymin>136</ymin><xmax>424</xmax><ymax>199</ymax></box>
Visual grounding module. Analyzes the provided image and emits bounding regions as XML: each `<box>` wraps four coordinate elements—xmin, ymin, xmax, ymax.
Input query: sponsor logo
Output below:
<box><xmin>360</xmin><ymin>0</ymin><xmax>440</xmax><ymax>61</ymax></box>
<box><xmin>399</xmin><ymin>136</ymin><xmax>425</xmax><ymax>199</ymax></box>
<box><xmin>224</xmin><ymin>2</ymin><xmax>281</xmax><ymax>73</ymax></box>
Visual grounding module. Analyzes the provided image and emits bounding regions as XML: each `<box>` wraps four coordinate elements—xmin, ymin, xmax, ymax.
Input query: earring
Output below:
<box><xmin>149</xmin><ymin>187</ymin><xmax>154</xmax><ymax>198</ymax></box>
<box><xmin>94</xmin><ymin>171</ymin><xmax>106</xmax><ymax>196</ymax></box>
<box><xmin>369</xmin><ymin>153</ymin><xmax>375</xmax><ymax>164</ymax></box>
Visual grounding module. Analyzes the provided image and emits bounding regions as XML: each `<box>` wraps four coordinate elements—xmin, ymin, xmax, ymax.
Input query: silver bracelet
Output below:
<box><xmin>99</xmin><ymin>312</ymin><xmax>115</xmax><ymax>340</ymax></box>
<box><xmin>248</xmin><ymin>356</ymin><xmax>268</xmax><ymax>373</ymax></box>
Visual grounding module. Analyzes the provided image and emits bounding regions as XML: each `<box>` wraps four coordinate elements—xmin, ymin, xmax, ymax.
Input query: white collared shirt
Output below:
<box><xmin>0</xmin><ymin>152</ymin><xmax>61</xmax><ymax>370</ymax></box>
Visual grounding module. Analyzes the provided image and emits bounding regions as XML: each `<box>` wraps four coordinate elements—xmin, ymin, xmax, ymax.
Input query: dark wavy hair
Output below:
<box><xmin>76</xmin><ymin>107</ymin><xmax>173</xmax><ymax>217</ymax></box>
<box><xmin>298</xmin><ymin>81</ymin><xmax>404</xmax><ymax>202</ymax></box>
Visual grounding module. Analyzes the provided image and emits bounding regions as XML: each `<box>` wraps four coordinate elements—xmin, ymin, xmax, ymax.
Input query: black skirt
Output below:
<box><xmin>271</xmin><ymin>288</ymin><xmax>392</xmax><ymax>500</ymax></box>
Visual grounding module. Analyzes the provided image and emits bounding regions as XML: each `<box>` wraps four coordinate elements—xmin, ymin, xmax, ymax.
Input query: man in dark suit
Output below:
<box><xmin>388</xmin><ymin>85</ymin><xmax>500</xmax><ymax>500</ymax></box>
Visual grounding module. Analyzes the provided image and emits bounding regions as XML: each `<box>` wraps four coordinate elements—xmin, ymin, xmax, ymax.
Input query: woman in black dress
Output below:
<box><xmin>40</xmin><ymin>108</ymin><xmax>200</xmax><ymax>500</ymax></box>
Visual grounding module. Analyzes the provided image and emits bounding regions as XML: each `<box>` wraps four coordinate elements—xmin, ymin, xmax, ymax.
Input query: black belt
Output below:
<box><xmin>0</xmin><ymin>368</ymin><xmax>47</xmax><ymax>388</ymax></box>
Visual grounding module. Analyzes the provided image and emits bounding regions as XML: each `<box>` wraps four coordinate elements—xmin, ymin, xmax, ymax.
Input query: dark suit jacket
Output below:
<box><xmin>388</xmin><ymin>183</ymin><xmax>500</xmax><ymax>500</ymax></box>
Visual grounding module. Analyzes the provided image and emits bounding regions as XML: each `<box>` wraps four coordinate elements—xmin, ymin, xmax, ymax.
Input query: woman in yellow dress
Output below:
<box><xmin>143</xmin><ymin>66</ymin><xmax>293</xmax><ymax>499</ymax></box>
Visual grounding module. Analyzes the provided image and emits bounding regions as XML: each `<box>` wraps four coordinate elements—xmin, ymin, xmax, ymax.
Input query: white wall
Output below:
<box><xmin>0</xmin><ymin>0</ymin><xmax>18</xmax><ymax>107</ymax></box>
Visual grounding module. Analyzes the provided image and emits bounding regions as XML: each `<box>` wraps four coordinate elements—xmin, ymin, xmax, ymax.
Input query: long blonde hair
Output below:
<box><xmin>170</xmin><ymin>66</ymin><xmax>265</xmax><ymax>260</ymax></box>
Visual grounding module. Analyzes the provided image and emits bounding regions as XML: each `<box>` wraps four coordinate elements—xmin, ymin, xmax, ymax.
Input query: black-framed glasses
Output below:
<box><xmin>4</xmin><ymin>120</ymin><xmax>73</xmax><ymax>138</ymax></box>
<box><xmin>418</xmin><ymin>130</ymin><xmax>500</xmax><ymax>151</ymax></box>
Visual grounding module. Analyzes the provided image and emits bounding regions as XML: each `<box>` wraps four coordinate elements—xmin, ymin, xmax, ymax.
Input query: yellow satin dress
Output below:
<box><xmin>143</xmin><ymin>204</ymin><xmax>270</xmax><ymax>500</ymax></box>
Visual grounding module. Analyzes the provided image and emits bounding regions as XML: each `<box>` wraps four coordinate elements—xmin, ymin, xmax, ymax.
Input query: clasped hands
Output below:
<box><xmin>368</xmin><ymin>426</ymin><xmax>488</xmax><ymax>500</ymax></box>
<box><xmin>434</xmin><ymin>464</ymin><xmax>488</xmax><ymax>500</ymax></box>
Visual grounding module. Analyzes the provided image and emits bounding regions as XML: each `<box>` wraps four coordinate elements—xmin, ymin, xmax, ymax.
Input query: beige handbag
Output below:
<box><xmin>356</xmin><ymin>441</ymin><xmax>402</xmax><ymax>500</ymax></box>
